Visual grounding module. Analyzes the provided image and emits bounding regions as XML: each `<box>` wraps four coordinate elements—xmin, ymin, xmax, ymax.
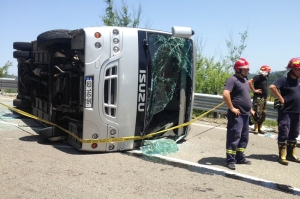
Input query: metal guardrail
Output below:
<box><xmin>193</xmin><ymin>93</ymin><xmax>277</xmax><ymax>121</ymax></box>
<box><xmin>0</xmin><ymin>78</ymin><xmax>18</xmax><ymax>89</ymax></box>
<box><xmin>0</xmin><ymin>78</ymin><xmax>18</xmax><ymax>95</ymax></box>
<box><xmin>0</xmin><ymin>78</ymin><xmax>278</xmax><ymax>120</ymax></box>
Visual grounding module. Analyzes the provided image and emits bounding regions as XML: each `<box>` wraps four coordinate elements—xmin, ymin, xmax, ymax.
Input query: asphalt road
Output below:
<box><xmin>1</xmin><ymin>94</ymin><xmax>300</xmax><ymax>198</ymax></box>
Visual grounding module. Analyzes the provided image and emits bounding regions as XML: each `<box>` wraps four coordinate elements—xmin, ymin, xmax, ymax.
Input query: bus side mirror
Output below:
<box><xmin>172</xmin><ymin>26</ymin><xmax>194</xmax><ymax>38</ymax></box>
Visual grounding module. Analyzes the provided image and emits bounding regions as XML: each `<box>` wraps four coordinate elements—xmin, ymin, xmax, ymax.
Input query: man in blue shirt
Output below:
<box><xmin>223</xmin><ymin>58</ymin><xmax>255</xmax><ymax>170</ymax></box>
<box><xmin>269</xmin><ymin>57</ymin><xmax>300</xmax><ymax>165</ymax></box>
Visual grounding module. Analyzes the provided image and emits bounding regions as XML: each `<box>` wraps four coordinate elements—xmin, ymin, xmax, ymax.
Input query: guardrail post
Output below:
<box><xmin>213</xmin><ymin>92</ymin><xmax>220</xmax><ymax>118</ymax></box>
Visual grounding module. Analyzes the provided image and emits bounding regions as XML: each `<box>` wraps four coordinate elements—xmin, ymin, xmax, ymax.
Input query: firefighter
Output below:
<box><xmin>223</xmin><ymin>58</ymin><xmax>255</xmax><ymax>170</ymax></box>
<box><xmin>248</xmin><ymin>65</ymin><xmax>272</xmax><ymax>134</ymax></box>
<box><xmin>269</xmin><ymin>57</ymin><xmax>300</xmax><ymax>165</ymax></box>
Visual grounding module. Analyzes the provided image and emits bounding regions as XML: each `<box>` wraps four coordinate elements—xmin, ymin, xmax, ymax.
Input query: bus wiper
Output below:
<box><xmin>142</xmin><ymin>39</ymin><xmax>153</xmax><ymax>134</ymax></box>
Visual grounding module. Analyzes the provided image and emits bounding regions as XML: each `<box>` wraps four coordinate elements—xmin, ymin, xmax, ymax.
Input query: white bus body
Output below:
<box><xmin>13</xmin><ymin>26</ymin><xmax>195</xmax><ymax>151</ymax></box>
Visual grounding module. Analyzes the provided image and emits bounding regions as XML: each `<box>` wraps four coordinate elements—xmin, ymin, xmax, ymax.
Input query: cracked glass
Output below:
<box><xmin>144</xmin><ymin>33</ymin><xmax>193</xmax><ymax>135</ymax></box>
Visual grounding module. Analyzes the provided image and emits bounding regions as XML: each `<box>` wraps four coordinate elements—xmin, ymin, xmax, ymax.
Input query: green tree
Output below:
<box><xmin>225</xmin><ymin>30</ymin><xmax>248</xmax><ymax>67</ymax></box>
<box><xmin>101</xmin><ymin>0</ymin><xmax>143</xmax><ymax>27</ymax></box>
<box><xmin>195</xmin><ymin>56</ymin><xmax>231</xmax><ymax>94</ymax></box>
<box><xmin>0</xmin><ymin>61</ymin><xmax>12</xmax><ymax>77</ymax></box>
<box><xmin>195</xmin><ymin>30</ymin><xmax>248</xmax><ymax>94</ymax></box>
<box><xmin>267</xmin><ymin>70</ymin><xmax>285</xmax><ymax>99</ymax></box>
<box><xmin>267</xmin><ymin>70</ymin><xmax>285</xmax><ymax>87</ymax></box>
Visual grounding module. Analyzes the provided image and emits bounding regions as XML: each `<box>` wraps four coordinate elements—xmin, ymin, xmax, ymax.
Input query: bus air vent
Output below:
<box><xmin>104</xmin><ymin>65</ymin><xmax>117</xmax><ymax>117</ymax></box>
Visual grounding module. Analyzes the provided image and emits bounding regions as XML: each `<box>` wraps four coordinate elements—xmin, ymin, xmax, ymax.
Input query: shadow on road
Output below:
<box><xmin>247</xmin><ymin>154</ymin><xmax>278</xmax><ymax>162</ymax></box>
<box><xmin>197</xmin><ymin>153</ymin><xmax>278</xmax><ymax>168</ymax></box>
<box><xmin>197</xmin><ymin>157</ymin><xmax>226</xmax><ymax>167</ymax></box>
<box><xmin>18</xmin><ymin>134</ymin><xmax>112</xmax><ymax>156</ymax></box>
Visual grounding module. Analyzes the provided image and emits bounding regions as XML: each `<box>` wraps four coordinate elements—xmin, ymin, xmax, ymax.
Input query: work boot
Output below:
<box><xmin>227</xmin><ymin>163</ymin><xmax>236</xmax><ymax>170</ymax></box>
<box><xmin>278</xmin><ymin>142</ymin><xmax>289</xmax><ymax>165</ymax></box>
<box><xmin>253</xmin><ymin>124</ymin><xmax>258</xmax><ymax>134</ymax></box>
<box><xmin>258</xmin><ymin>123</ymin><xmax>266</xmax><ymax>134</ymax></box>
<box><xmin>286</xmin><ymin>140</ymin><xmax>300</xmax><ymax>163</ymax></box>
<box><xmin>236</xmin><ymin>160</ymin><xmax>252</xmax><ymax>165</ymax></box>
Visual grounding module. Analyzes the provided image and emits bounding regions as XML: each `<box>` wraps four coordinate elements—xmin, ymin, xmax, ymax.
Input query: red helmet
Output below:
<box><xmin>234</xmin><ymin>58</ymin><xmax>249</xmax><ymax>70</ymax></box>
<box><xmin>260</xmin><ymin>65</ymin><xmax>271</xmax><ymax>72</ymax></box>
<box><xmin>287</xmin><ymin>57</ymin><xmax>300</xmax><ymax>69</ymax></box>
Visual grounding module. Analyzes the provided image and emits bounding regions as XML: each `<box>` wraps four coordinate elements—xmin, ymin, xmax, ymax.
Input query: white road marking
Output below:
<box><xmin>0</xmin><ymin>120</ymin><xmax>19</xmax><ymax>126</ymax></box>
<box><xmin>0</xmin><ymin>97</ymin><xmax>14</xmax><ymax>100</ymax></box>
<box><xmin>129</xmin><ymin>150</ymin><xmax>300</xmax><ymax>192</ymax></box>
<box><xmin>130</xmin><ymin>123</ymin><xmax>297</xmax><ymax>192</ymax></box>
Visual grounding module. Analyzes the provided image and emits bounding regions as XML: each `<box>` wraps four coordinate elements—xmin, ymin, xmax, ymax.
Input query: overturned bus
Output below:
<box><xmin>12</xmin><ymin>26</ymin><xmax>195</xmax><ymax>151</ymax></box>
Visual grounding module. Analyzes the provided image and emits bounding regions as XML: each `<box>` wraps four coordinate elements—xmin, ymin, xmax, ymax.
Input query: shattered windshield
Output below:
<box><xmin>144</xmin><ymin>33</ymin><xmax>193</xmax><ymax>132</ymax></box>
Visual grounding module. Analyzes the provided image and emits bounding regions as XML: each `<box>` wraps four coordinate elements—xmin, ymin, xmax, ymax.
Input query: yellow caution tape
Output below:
<box><xmin>0</xmin><ymin>101</ymin><xmax>225</xmax><ymax>143</ymax></box>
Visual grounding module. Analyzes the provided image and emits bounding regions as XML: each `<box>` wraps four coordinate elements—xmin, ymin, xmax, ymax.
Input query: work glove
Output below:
<box><xmin>274</xmin><ymin>99</ymin><xmax>284</xmax><ymax>110</ymax></box>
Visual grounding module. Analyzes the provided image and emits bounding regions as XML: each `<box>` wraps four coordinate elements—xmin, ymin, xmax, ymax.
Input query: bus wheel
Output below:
<box><xmin>37</xmin><ymin>29</ymin><xmax>72</xmax><ymax>50</ymax></box>
<box><xmin>13</xmin><ymin>51</ymin><xmax>31</xmax><ymax>59</ymax></box>
<box><xmin>13</xmin><ymin>42</ymin><xmax>32</xmax><ymax>51</ymax></box>
<box><xmin>13</xmin><ymin>99</ymin><xmax>31</xmax><ymax>107</ymax></box>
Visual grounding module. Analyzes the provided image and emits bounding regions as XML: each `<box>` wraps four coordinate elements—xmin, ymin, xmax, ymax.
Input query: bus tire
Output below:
<box><xmin>13</xmin><ymin>42</ymin><xmax>32</xmax><ymax>51</ymax></box>
<box><xmin>13</xmin><ymin>99</ymin><xmax>31</xmax><ymax>108</ymax></box>
<box><xmin>37</xmin><ymin>29</ymin><xmax>72</xmax><ymax>50</ymax></box>
<box><xmin>13</xmin><ymin>51</ymin><xmax>31</xmax><ymax>59</ymax></box>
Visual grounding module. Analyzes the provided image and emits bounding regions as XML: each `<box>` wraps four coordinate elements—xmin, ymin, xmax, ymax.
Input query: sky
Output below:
<box><xmin>1</xmin><ymin>0</ymin><xmax>299</xmax><ymax>76</ymax></box>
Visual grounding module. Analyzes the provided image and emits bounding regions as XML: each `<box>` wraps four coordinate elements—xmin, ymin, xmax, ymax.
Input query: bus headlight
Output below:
<box><xmin>92</xmin><ymin>133</ymin><xmax>98</xmax><ymax>139</ymax></box>
<box><xmin>113</xmin><ymin>46</ymin><xmax>119</xmax><ymax>53</ymax></box>
<box><xmin>95</xmin><ymin>42</ymin><xmax>101</xmax><ymax>49</ymax></box>
<box><xmin>110</xmin><ymin>129</ymin><xmax>116</xmax><ymax>135</ymax></box>
<box><xmin>113</xmin><ymin>29</ymin><xmax>119</xmax><ymax>35</ymax></box>
<box><xmin>113</xmin><ymin>38</ymin><xmax>119</xmax><ymax>44</ymax></box>
<box><xmin>109</xmin><ymin>144</ymin><xmax>115</xmax><ymax>150</ymax></box>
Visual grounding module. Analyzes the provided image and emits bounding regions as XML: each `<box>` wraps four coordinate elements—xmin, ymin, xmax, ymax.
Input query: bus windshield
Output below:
<box><xmin>144</xmin><ymin>33</ymin><xmax>193</xmax><ymax>135</ymax></box>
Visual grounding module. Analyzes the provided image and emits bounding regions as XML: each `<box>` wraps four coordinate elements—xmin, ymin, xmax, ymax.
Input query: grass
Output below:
<box><xmin>3</xmin><ymin>89</ymin><xmax>17</xmax><ymax>93</ymax></box>
<box><xmin>263</xmin><ymin>120</ymin><xmax>277</xmax><ymax>128</ymax></box>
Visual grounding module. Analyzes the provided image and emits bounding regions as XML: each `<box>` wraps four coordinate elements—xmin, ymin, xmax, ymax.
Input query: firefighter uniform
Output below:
<box><xmin>223</xmin><ymin>58</ymin><xmax>253</xmax><ymax>170</ymax></box>
<box><xmin>226</xmin><ymin>111</ymin><xmax>249</xmax><ymax>163</ymax></box>
<box><xmin>269</xmin><ymin>57</ymin><xmax>300</xmax><ymax>165</ymax></box>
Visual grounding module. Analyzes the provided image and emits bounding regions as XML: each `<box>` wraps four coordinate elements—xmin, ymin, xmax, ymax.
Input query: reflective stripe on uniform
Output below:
<box><xmin>236</xmin><ymin>148</ymin><xmax>246</xmax><ymax>152</ymax></box>
<box><xmin>226</xmin><ymin>149</ymin><xmax>236</xmax><ymax>155</ymax></box>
